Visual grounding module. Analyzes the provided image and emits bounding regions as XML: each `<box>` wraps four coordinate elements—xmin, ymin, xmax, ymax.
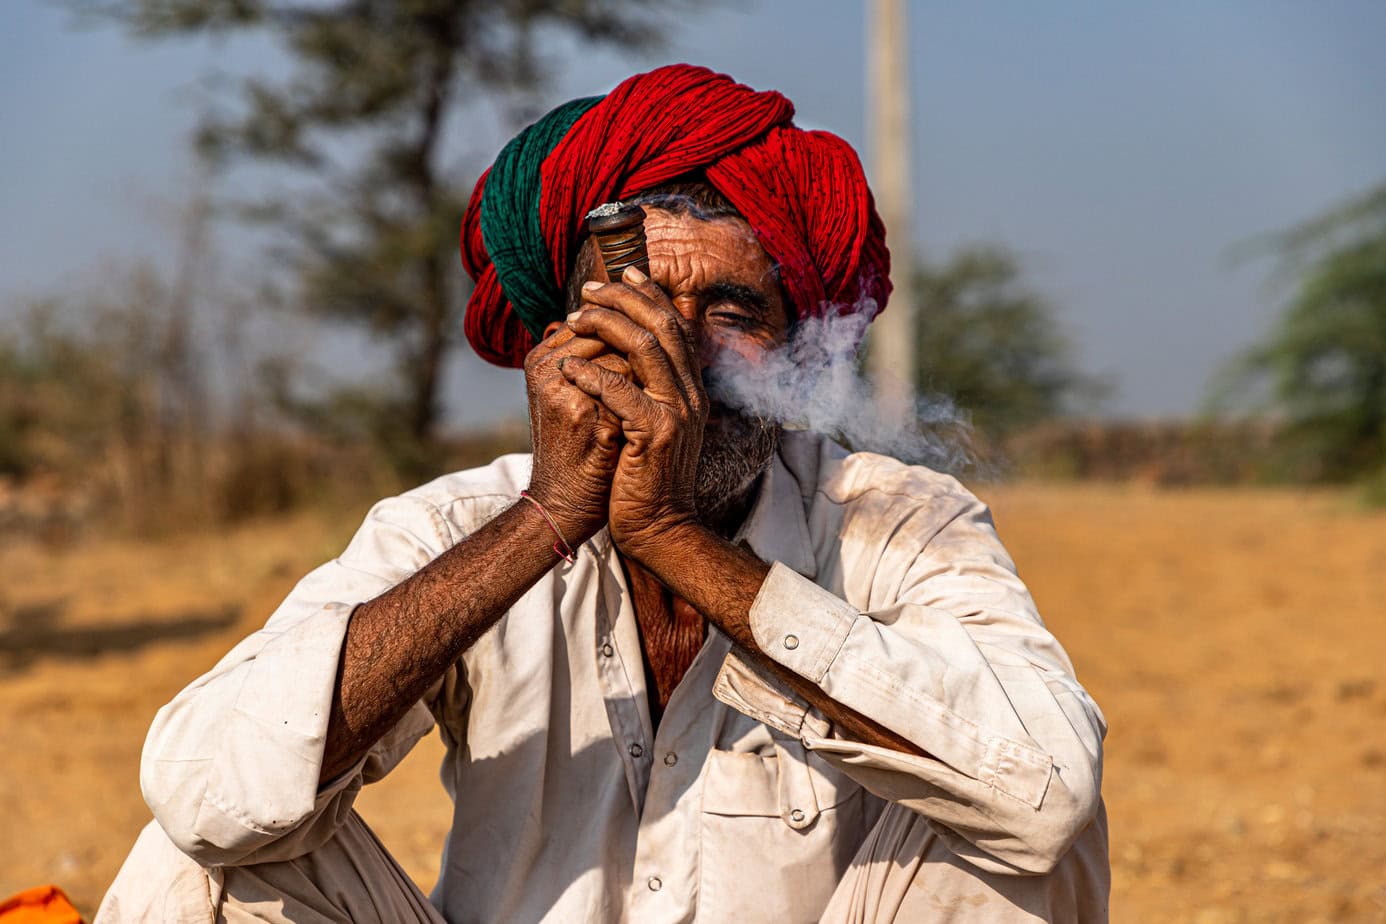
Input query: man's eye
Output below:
<box><xmin>709</xmin><ymin>310</ymin><xmax>758</xmax><ymax>329</ymax></box>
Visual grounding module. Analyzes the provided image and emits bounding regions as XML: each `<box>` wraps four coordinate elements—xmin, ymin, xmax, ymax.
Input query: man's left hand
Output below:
<box><xmin>559</xmin><ymin>266</ymin><xmax>708</xmax><ymax>564</ymax></box>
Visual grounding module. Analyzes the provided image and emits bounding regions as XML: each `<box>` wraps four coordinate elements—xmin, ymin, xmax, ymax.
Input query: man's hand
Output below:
<box><xmin>523</xmin><ymin>325</ymin><xmax>625</xmax><ymax>545</ymax></box>
<box><xmin>560</xmin><ymin>266</ymin><xmax>708</xmax><ymax>563</ymax></box>
<box><xmin>319</xmin><ymin>326</ymin><xmax>625</xmax><ymax>784</ymax></box>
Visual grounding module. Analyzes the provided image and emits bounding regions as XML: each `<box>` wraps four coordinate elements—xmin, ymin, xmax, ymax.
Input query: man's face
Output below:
<box><xmin>637</xmin><ymin>208</ymin><xmax>790</xmax><ymax>521</ymax></box>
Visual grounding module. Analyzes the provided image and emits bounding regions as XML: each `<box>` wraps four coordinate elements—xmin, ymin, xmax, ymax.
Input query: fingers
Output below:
<box><xmin>589</xmin><ymin>352</ymin><xmax>632</xmax><ymax>380</ymax></box>
<box><xmin>593</xmin><ymin>404</ymin><xmax>623</xmax><ymax>451</ymax></box>
<box><xmin>565</xmin><ymin>306</ymin><xmax>682</xmax><ymax>403</ymax></box>
<box><xmin>527</xmin><ymin>326</ymin><xmax>627</xmax><ymax>444</ymax></box>
<box><xmin>560</xmin><ymin>356</ymin><xmax>662</xmax><ymax>434</ymax></box>
<box><xmin>575</xmin><ymin>267</ymin><xmax>704</xmax><ymax>404</ymax></box>
<box><xmin>524</xmin><ymin>326</ymin><xmax>609</xmax><ymax>374</ymax></box>
<box><xmin>545</xmin><ymin>331</ymin><xmax>609</xmax><ymax>364</ymax></box>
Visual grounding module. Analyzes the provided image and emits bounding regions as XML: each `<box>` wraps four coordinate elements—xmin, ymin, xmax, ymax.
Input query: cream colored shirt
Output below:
<box><xmin>136</xmin><ymin>431</ymin><xmax>1107</xmax><ymax>922</ymax></box>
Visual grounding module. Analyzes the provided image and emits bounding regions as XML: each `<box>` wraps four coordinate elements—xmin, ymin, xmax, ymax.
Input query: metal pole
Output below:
<box><xmin>867</xmin><ymin>0</ymin><xmax>917</xmax><ymax>414</ymax></box>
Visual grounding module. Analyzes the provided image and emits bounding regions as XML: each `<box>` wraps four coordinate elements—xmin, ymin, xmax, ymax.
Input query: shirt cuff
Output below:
<box><xmin>711</xmin><ymin>647</ymin><xmax>832</xmax><ymax>740</ymax></box>
<box><xmin>748</xmin><ymin>561</ymin><xmax>857</xmax><ymax>683</ymax></box>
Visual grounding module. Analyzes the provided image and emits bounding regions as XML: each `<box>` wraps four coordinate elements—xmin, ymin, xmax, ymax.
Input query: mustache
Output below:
<box><xmin>704</xmin><ymin>399</ymin><xmax>774</xmax><ymax>431</ymax></box>
<box><xmin>701</xmin><ymin>370</ymin><xmax>769</xmax><ymax>423</ymax></box>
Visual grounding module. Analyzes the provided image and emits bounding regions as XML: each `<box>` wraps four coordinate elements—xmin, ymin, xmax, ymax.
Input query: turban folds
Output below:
<box><xmin>460</xmin><ymin>64</ymin><xmax>891</xmax><ymax>367</ymax></box>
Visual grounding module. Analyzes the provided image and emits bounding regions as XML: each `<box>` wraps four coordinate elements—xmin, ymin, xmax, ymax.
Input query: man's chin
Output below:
<box><xmin>694</xmin><ymin>411</ymin><xmax>781</xmax><ymax>530</ymax></box>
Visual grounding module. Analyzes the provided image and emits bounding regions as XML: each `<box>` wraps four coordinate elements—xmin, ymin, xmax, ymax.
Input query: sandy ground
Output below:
<box><xmin>1</xmin><ymin>484</ymin><xmax>1383</xmax><ymax>921</ymax></box>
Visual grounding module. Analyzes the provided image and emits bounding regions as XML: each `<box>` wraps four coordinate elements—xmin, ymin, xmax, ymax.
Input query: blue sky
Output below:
<box><xmin>3</xmin><ymin>0</ymin><xmax>1385</xmax><ymax>425</ymax></box>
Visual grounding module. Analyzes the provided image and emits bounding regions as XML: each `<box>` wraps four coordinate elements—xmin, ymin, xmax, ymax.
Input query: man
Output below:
<box><xmin>100</xmin><ymin>65</ymin><xmax>1108</xmax><ymax>922</ymax></box>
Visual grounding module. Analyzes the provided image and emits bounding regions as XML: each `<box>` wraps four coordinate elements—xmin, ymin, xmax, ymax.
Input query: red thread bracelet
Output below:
<box><xmin>519</xmin><ymin>491</ymin><xmax>576</xmax><ymax>564</ymax></box>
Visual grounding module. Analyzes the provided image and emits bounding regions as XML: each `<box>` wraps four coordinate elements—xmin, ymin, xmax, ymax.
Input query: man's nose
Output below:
<box><xmin>692</xmin><ymin>327</ymin><xmax>722</xmax><ymax>378</ymax></box>
<box><xmin>668</xmin><ymin>304</ymin><xmax>712</xmax><ymax>374</ymax></box>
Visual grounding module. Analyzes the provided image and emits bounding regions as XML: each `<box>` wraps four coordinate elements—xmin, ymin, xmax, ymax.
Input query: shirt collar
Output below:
<box><xmin>734</xmin><ymin>448</ymin><xmax>818</xmax><ymax>580</ymax></box>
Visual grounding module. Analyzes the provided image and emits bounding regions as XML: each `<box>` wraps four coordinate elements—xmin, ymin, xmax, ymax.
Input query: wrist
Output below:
<box><xmin>625</xmin><ymin>521</ymin><xmax>771</xmax><ymax>646</ymax></box>
<box><xmin>518</xmin><ymin>490</ymin><xmax>591</xmax><ymax>561</ymax></box>
<box><xmin>522</xmin><ymin>483</ymin><xmax>604</xmax><ymax>546</ymax></box>
<box><xmin>621</xmin><ymin>515</ymin><xmax>709</xmax><ymax>573</ymax></box>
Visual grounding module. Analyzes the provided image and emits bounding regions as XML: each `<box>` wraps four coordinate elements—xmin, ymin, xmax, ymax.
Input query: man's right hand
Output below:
<box><xmin>522</xmin><ymin>326</ymin><xmax>625</xmax><ymax>546</ymax></box>
<box><xmin>316</xmin><ymin>325</ymin><xmax>624</xmax><ymax>785</ymax></box>
<box><xmin>318</xmin><ymin>335</ymin><xmax>623</xmax><ymax>784</ymax></box>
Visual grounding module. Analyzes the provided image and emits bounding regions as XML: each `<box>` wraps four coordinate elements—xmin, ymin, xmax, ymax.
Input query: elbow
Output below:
<box><xmin>142</xmin><ymin>796</ymin><xmax>221</xmax><ymax>867</ymax></box>
<box><xmin>141</xmin><ymin>763</ymin><xmax>329</xmax><ymax>868</ymax></box>
<box><xmin>1007</xmin><ymin>768</ymin><xmax>1101</xmax><ymax>875</ymax></box>
<box><xmin>140</xmin><ymin>758</ymin><xmax>248</xmax><ymax>867</ymax></box>
<box><xmin>138</xmin><ymin>691</ymin><xmax>344</xmax><ymax>868</ymax></box>
<box><xmin>139</xmin><ymin>723</ymin><xmax>285</xmax><ymax>868</ymax></box>
<box><xmin>140</xmin><ymin>746</ymin><xmax>355</xmax><ymax>869</ymax></box>
<box><xmin>931</xmin><ymin>765</ymin><xmax>1102</xmax><ymax>877</ymax></box>
<box><xmin>139</xmin><ymin>707</ymin><xmax>234</xmax><ymax>866</ymax></box>
<box><xmin>139</xmin><ymin>708</ymin><xmax>218</xmax><ymax>865</ymax></box>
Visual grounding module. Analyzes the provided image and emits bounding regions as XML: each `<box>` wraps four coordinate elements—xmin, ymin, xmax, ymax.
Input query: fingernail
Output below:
<box><xmin>566</xmin><ymin>311</ymin><xmax>583</xmax><ymax>324</ymax></box>
<box><xmin>622</xmin><ymin>265</ymin><xmax>647</xmax><ymax>284</ymax></box>
<box><xmin>557</xmin><ymin>357</ymin><xmax>568</xmax><ymax>371</ymax></box>
<box><xmin>582</xmin><ymin>281</ymin><xmax>602</xmax><ymax>292</ymax></box>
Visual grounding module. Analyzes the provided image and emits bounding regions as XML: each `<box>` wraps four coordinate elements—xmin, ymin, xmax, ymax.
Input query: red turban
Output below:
<box><xmin>460</xmin><ymin>64</ymin><xmax>891</xmax><ymax>367</ymax></box>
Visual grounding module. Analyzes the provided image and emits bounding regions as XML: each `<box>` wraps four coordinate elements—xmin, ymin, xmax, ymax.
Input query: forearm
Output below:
<box><xmin>639</xmin><ymin>523</ymin><xmax>926</xmax><ymax>757</ymax></box>
<box><xmin>320</xmin><ymin>500</ymin><xmax>570</xmax><ymax>781</ymax></box>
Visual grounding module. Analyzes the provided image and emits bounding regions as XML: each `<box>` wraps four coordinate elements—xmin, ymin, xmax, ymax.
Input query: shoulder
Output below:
<box><xmin>362</xmin><ymin>453</ymin><xmax>533</xmax><ymax>549</ymax></box>
<box><xmin>780</xmin><ymin>430</ymin><xmax>985</xmax><ymax>530</ymax></box>
<box><xmin>778</xmin><ymin>433</ymin><xmax>1020</xmax><ymax>610</ymax></box>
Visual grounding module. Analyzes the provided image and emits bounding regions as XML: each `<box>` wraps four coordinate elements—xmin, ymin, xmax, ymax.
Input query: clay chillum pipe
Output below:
<box><xmin>584</xmin><ymin>202</ymin><xmax>651</xmax><ymax>282</ymax></box>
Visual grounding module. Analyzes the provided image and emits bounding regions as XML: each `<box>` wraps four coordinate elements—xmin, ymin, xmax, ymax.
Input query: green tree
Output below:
<box><xmin>1211</xmin><ymin>182</ymin><xmax>1386</xmax><ymax>484</ymax></box>
<box><xmin>913</xmin><ymin>245</ymin><xmax>1104</xmax><ymax>442</ymax></box>
<box><xmin>77</xmin><ymin>0</ymin><xmax>672</xmax><ymax>471</ymax></box>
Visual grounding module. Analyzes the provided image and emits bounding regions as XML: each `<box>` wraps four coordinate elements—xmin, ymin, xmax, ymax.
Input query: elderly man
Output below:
<box><xmin>100</xmin><ymin>65</ymin><xmax>1108</xmax><ymax>922</ymax></box>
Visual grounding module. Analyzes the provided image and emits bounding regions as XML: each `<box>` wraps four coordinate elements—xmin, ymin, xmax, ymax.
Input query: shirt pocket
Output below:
<box><xmin>698</xmin><ymin>739</ymin><xmax>869</xmax><ymax>922</ymax></box>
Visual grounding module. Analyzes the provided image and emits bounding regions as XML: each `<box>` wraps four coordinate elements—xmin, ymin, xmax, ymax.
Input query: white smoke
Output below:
<box><xmin>703</xmin><ymin>306</ymin><xmax>977</xmax><ymax>474</ymax></box>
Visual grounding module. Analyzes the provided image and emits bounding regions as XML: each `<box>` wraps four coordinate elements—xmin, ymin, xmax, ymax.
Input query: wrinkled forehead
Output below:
<box><xmin>640</xmin><ymin>208</ymin><xmax>780</xmax><ymax>297</ymax></box>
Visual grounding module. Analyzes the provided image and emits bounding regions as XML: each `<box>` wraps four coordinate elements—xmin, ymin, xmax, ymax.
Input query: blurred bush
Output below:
<box><xmin>913</xmin><ymin>245</ymin><xmax>1109</xmax><ymax>446</ymax></box>
<box><xmin>1004</xmin><ymin>418</ymin><xmax>1282</xmax><ymax>485</ymax></box>
<box><xmin>0</xmin><ymin>268</ymin><xmax>528</xmax><ymax>541</ymax></box>
<box><xmin>1210</xmin><ymin>180</ymin><xmax>1386</xmax><ymax>498</ymax></box>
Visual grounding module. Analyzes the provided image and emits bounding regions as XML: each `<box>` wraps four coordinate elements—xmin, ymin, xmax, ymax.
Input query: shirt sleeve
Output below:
<box><xmin>140</xmin><ymin>493</ymin><xmax>459</xmax><ymax>867</ymax></box>
<box><xmin>711</xmin><ymin>492</ymin><xmax>1105</xmax><ymax>876</ymax></box>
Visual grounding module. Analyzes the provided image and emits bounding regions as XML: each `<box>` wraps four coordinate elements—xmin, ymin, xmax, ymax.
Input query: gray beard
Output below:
<box><xmin>694</xmin><ymin>405</ymin><xmax>781</xmax><ymax>530</ymax></box>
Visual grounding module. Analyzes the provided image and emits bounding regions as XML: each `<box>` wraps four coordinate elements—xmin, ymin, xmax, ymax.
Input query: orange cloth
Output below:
<box><xmin>0</xmin><ymin>886</ymin><xmax>82</xmax><ymax>924</ymax></box>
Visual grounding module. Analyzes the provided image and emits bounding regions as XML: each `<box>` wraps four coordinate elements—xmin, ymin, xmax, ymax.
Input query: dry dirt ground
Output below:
<box><xmin>2</xmin><ymin>484</ymin><xmax>1383</xmax><ymax>921</ymax></box>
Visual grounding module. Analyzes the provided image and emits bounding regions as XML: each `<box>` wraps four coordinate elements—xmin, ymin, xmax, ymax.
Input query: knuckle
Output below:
<box><xmin>634</xmin><ymin>329</ymin><xmax>660</xmax><ymax>354</ymax></box>
<box><xmin>656</xmin><ymin>315</ymin><xmax>682</xmax><ymax>339</ymax></box>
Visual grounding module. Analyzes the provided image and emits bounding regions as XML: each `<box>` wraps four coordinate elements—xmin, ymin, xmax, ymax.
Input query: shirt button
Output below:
<box><xmin>629</xmin><ymin>743</ymin><xmax>644</xmax><ymax>758</ymax></box>
<box><xmin>783</xmin><ymin>634</ymin><xmax>800</xmax><ymax>650</ymax></box>
<box><xmin>600</xmin><ymin>643</ymin><xmax>614</xmax><ymax>657</ymax></box>
<box><xmin>790</xmin><ymin>808</ymin><xmax>806</xmax><ymax>824</ymax></box>
<box><xmin>648</xmin><ymin>876</ymin><xmax>663</xmax><ymax>892</ymax></box>
<box><xmin>663</xmin><ymin>752</ymin><xmax>678</xmax><ymax>767</ymax></box>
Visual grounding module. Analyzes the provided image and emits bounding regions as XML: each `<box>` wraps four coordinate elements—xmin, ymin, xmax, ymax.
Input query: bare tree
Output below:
<box><xmin>75</xmin><ymin>0</ymin><xmax>676</xmax><ymax>471</ymax></box>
